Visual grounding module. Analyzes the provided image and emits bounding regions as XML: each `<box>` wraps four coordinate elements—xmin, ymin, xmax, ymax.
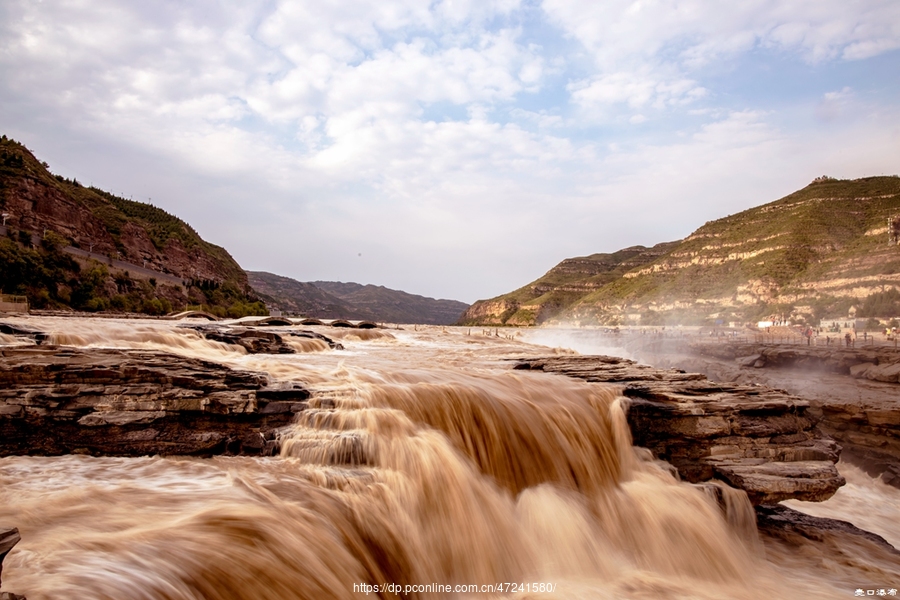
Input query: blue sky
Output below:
<box><xmin>1</xmin><ymin>0</ymin><xmax>898</xmax><ymax>303</ymax></box>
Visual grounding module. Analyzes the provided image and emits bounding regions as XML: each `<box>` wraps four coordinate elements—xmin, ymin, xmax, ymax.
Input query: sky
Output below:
<box><xmin>1</xmin><ymin>1</ymin><xmax>898</xmax><ymax>304</ymax></box>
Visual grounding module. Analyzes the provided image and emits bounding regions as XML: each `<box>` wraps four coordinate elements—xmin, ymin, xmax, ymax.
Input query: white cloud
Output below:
<box><xmin>541</xmin><ymin>0</ymin><xmax>900</xmax><ymax>67</ymax></box>
<box><xmin>569</xmin><ymin>70</ymin><xmax>706</xmax><ymax>112</ymax></box>
<box><xmin>0</xmin><ymin>0</ymin><xmax>897</xmax><ymax>302</ymax></box>
<box><xmin>815</xmin><ymin>87</ymin><xmax>854</xmax><ymax>122</ymax></box>
<box><xmin>544</xmin><ymin>0</ymin><xmax>900</xmax><ymax>124</ymax></box>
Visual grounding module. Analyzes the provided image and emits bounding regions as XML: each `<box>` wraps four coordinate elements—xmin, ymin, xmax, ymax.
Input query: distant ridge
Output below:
<box><xmin>461</xmin><ymin>176</ymin><xmax>900</xmax><ymax>327</ymax></box>
<box><xmin>247</xmin><ymin>271</ymin><xmax>468</xmax><ymax>325</ymax></box>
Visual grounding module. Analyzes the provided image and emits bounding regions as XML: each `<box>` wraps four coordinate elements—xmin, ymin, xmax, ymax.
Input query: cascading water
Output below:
<box><xmin>0</xmin><ymin>317</ymin><xmax>896</xmax><ymax>599</ymax></box>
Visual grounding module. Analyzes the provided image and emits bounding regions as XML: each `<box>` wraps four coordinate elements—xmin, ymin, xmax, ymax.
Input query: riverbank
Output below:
<box><xmin>547</xmin><ymin>330</ymin><xmax>900</xmax><ymax>488</ymax></box>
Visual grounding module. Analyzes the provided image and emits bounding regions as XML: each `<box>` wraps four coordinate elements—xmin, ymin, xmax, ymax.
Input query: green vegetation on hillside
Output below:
<box><xmin>0</xmin><ymin>135</ymin><xmax>265</xmax><ymax>317</ymax></box>
<box><xmin>458</xmin><ymin>243</ymin><xmax>678</xmax><ymax>326</ymax></box>
<box><xmin>0</xmin><ymin>228</ymin><xmax>265</xmax><ymax>316</ymax></box>
<box><xmin>464</xmin><ymin>176</ymin><xmax>900</xmax><ymax>327</ymax></box>
<box><xmin>857</xmin><ymin>289</ymin><xmax>900</xmax><ymax>319</ymax></box>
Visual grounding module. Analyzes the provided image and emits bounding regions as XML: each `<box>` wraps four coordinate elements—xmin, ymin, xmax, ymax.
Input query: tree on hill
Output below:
<box><xmin>0</xmin><ymin>135</ymin><xmax>267</xmax><ymax>317</ymax></box>
<box><xmin>858</xmin><ymin>289</ymin><xmax>900</xmax><ymax>318</ymax></box>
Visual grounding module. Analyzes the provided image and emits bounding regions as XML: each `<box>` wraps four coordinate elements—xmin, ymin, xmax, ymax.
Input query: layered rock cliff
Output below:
<box><xmin>514</xmin><ymin>355</ymin><xmax>845</xmax><ymax>505</ymax></box>
<box><xmin>0</xmin><ymin>346</ymin><xmax>309</xmax><ymax>457</ymax></box>
<box><xmin>462</xmin><ymin>176</ymin><xmax>900</xmax><ymax>326</ymax></box>
<box><xmin>459</xmin><ymin>242</ymin><xmax>678</xmax><ymax>326</ymax></box>
<box><xmin>0</xmin><ymin>136</ymin><xmax>262</xmax><ymax>316</ymax></box>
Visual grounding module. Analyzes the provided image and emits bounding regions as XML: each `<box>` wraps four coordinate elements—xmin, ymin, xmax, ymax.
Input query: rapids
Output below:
<box><xmin>0</xmin><ymin>317</ymin><xmax>897</xmax><ymax>599</ymax></box>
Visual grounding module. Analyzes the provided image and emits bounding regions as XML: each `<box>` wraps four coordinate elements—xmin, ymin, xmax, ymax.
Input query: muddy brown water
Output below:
<box><xmin>0</xmin><ymin>318</ymin><xmax>897</xmax><ymax>599</ymax></box>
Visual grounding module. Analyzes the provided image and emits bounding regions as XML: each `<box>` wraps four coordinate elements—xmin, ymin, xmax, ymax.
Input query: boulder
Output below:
<box><xmin>736</xmin><ymin>354</ymin><xmax>762</xmax><ymax>367</ymax></box>
<box><xmin>712</xmin><ymin>460</ymin><xmax>845</xmax><ymax>504</ymax></box>
<box><xmin>755</xmin><ymin>504</ymin><xmax>900</xmax><ymax>571</ymax></box>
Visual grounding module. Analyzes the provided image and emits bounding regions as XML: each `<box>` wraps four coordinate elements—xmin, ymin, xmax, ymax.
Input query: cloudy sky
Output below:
<box><xmin>1</xmin><ymin>1</ymin><xmax>898</xmax><ymax>303</ymax></box>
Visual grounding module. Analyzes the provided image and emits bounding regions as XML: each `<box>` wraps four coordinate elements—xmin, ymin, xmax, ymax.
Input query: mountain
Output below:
<box><xmin>245</xmin><ymin>271</ymin><xmax>358</xmax><ymax>318</ymax></box>
<box><xmin>458</xmin><ymin>242</ymin><xmax>678</xmax><ymax>326</ymax></box>
<box><xmin>461</xmin><ymin>176</ymin><xmax>900</xmax><ymax>327</ymax></box>
<box><xmin>247</xmin><ymin>271</ymin><xmax>469</xmax><ymax>325</ymax></box>
<box><xmin>0</xmin><ymin>136</ymin><xmax>265</xmax><ymax>316</ymax></box>
<box><xmin>312</xmin><ymin>281</ymin><xmax>469</xmax><ymax>325</ymax></box>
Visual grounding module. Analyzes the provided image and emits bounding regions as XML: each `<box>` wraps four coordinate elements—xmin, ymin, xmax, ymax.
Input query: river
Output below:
<box><xmin>0</xmin><ymin>317</ymin><xmax>897</xmax><ymax>598</ymax></box>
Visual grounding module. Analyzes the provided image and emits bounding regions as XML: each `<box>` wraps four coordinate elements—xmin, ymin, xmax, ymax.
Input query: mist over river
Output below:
<box><xmin>1</xmin><ymin>317</ymin><xmax>898</xmax><ymax>599</ymax></box>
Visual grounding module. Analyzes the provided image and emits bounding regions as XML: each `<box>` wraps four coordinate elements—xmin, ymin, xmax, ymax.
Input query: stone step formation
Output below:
<box><xmin>513</xmin><ymin>355</ymin><xmax>845</xmax><ymax>505</ymax></box>
<box><xmin>0</xmin><ymin>346</ymin><xmax>309</xmax><ymax>457</ymax></box>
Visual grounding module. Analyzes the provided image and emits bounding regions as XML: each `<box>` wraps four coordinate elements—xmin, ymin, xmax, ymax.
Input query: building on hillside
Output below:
<box><xmin>820</xmin><ymin>319</ymin><xmax>870</xmax><ymax>331</ymax></box>
<box><xmin>0</xmin><ymin>295</ymin><xmax>28</xmax><ymax>314</ymax></box>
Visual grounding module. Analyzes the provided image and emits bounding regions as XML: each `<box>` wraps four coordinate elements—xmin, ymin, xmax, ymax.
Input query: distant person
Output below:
<box><xmin>845</xmin><ymin>332</ymin><xmax>852</xmax><ymax>347</ymax></box>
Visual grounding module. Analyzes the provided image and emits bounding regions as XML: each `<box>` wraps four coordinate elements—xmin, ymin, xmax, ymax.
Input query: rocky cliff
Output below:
<box><xmin>459</xmin><ymin>242</ymin><xmax>678</xmax><ymax>326</ymax></box>
<box><xmin>592</xmin><ymin>333</ymin><xmax>900</xmax><ymax>489</ymax></box>
<box><xmin>514</xmin><ymin>355</ymin><xmax>845</xmax><ymax>505</ymax></box>
<box><xmin>0</xmin><ymin>345</ymin><xmax>309</xmax><ymax>457</ymax></box>
<box><xmin>0</xmin><ymin>136</ymin><xmax>262</xmax><ymax>316</ymax></box>
<box><xmin>463</xmin><ymin>176</ymin><xmax>900</xmax><ymax>326</ymax></box>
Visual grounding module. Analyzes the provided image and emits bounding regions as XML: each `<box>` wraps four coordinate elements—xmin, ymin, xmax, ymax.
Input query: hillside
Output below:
<box><xmin>248</xmin><ymin>271</ymin><xmax>468</xmax><ymax>324</ymax></box>
<box><xmin>0</xmin><ymin>136</ymin><xmax>265</xmax><ymax>316</ymax></box>
<box><xmin>458</xmin><ymin>242</ymin><xmax>678</xmax><ymax>326</ymax></box>
<box><xmin>462</xmin><ymin>176</ymin><xmax>900</xmax><ymax>327</ymax></box>
<box><xmin>312</xmin><ymin>281</ymin><xmax>469</xmax><ymax>325</ymax></box>
<box><xmin>245</xmin><ymin>272</ymin><xmax>358</xmax><ymax>318</ymax></box>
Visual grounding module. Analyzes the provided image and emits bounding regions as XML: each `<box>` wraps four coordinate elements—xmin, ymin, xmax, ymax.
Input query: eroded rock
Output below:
<box><xmin>514</xmin><ymin>355</ymin><xmax>845</xmax><ymax>504</ymax></box>
<box><xmin>689</xmin><ymin>341</ymin><xmax>900</xmax><ymax>381</ymax></box>
<box><xmin>181</xmin><ymin>324</ymin><xmax>342</xmax><ymax>353</ymax></box>
<box><xmin>756</xmin><ymin>504</ymin><xmax>899</xmax><ymax>557</ymax></box>
<box><xmin>0</xmin><ymin>527</ymin><xmax>21</xmax><ymax>597</ymax></box>
<box><xmin>0</xmin><ymin>347</ymin><xmax>309</xmax><ymax>456</ymax></box>
<box><xmin>636</xmin><ymin>339</ymin><xmax>900</xmax><ymax>489</ymax></box>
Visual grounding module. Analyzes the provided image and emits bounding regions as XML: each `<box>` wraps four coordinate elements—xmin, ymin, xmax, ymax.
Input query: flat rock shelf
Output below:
<box><xmin>513</xmin><ymin>355</ymin><xmax>845</xmax><ymax>505</ymax></box>
<box><xmin>0</xmin><ymin>347</ymin><xmax>309</xmax><ymax>457</ymax></box>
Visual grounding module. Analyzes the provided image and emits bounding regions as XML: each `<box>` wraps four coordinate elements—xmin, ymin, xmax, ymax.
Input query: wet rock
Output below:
<box><xmin>0</xmin><ymin>347</ymin><xmax>309</xmax><ymax>456</ymax></box>
<box><xmin>0</xmin><ymin>322</ymin><xmax>46</xmax><ymax>345</ymax></box>
<box><xmin>723</xmin><ymin>352</ymin><xmax>900</xmax><ymax>487</ymax></box>
<box><xmin>181</xmin><ymin>324</ymin><xmax>341</xmax><ymax>353</ymax></box>
<box><xmin>580</xmin><ymin>335</ymin><xmax>900</xmax><ymax>490</ymax></box>
<box><xmin>289</xmin><ymin>330</ymin><xmax>343</xmax><ymax>350</ymax></box>
<box><xmin>713</xmin><ymin>460</ymin><xmax>846</xmax><ymax>504</ymax></box>
<box><xmin>689</xmin><ymin>341</ymin><xmax>900</xmax><ymax>381</ymax></box>
<box><xmin>181</xmin><ymin>324</ymin><xmax>296</xmax><ymax>354</ymax></box>
<box><xmin>0</xmin><ymin>527</ymin><xmax>20</xmax><ymax>591</ymax></box>
<box><xmin>514</xmin><ymin>355</ymin><xmax>845</xmax><ymax>504</ymax></box>
<box><xmin>756</xmin><ymin>504</ymin><xmax>898</xmax><ymax>554</ymax></box>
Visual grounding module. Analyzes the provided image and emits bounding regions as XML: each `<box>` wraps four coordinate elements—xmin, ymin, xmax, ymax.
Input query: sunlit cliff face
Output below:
<box><xmin>0</xmin><ymin>317</ymin><xmax>897</xmax><ymax>599</ymax></box>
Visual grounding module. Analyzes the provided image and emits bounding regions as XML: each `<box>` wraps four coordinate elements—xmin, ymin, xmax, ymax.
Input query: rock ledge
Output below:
<box><xmin>514</xmin><ymin>355</ymin><xmax>844</xmax><ymax>504</ymax></box>
<box><xmin>0</xmin><ymin>347</ymin><xmax>308</xmax><ymax>456</ymax></box>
